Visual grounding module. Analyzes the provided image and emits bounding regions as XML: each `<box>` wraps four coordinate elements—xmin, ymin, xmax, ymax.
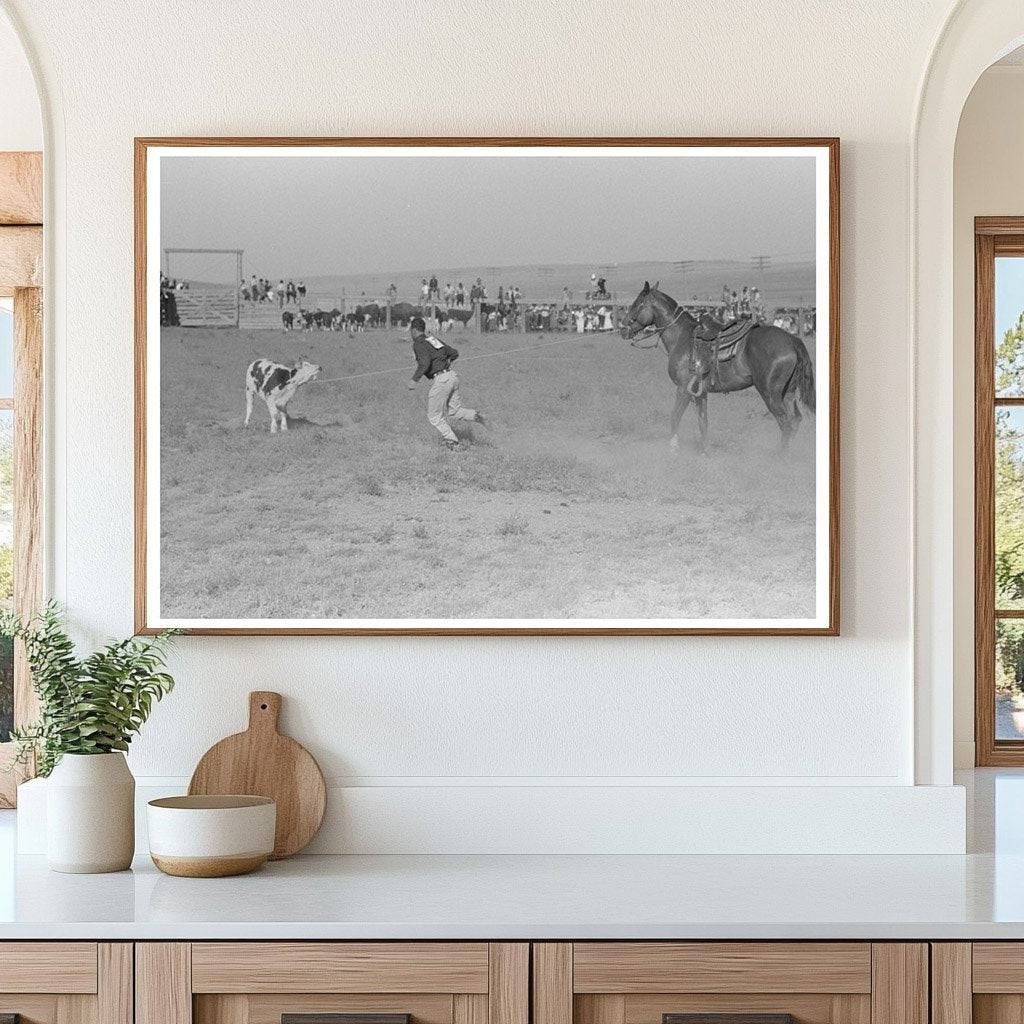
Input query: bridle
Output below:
<box><xmin>624</xmin><ymin>303</ymin><xmax>689</xmax><ymax>348</ymax></box>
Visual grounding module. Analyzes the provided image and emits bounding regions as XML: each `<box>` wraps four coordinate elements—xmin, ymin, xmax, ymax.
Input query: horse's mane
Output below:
<box><xmin>650</xmin><ymin>287</ymin><xmax>679</xmax><ymax>312</ymax></box>
<box><xmin>649</xmin><ymin>287</ymin><xmax>696</xmax><ymax>325</ymax></box>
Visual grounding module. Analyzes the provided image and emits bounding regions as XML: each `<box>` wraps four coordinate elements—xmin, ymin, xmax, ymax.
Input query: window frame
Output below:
<box><xmin>0</xmin><ymin>151</ymin><xmax>43</xmax><ymax>806</ymax></box>
<box><xmin>975</xmin><ymin>217</ymin><xmax>1024</xmax><ymax>765</ymax></box>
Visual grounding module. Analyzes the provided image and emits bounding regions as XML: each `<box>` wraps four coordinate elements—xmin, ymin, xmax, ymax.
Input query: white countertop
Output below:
<box><xmin>1</xmin><ymin>769</ymin><xmax>1022</xmax><ymax>941</ymax></box>
<box><xmin>1</xmin><ymin>848</ymin><xmax>1024</xmax><ymax>940</ymax></box>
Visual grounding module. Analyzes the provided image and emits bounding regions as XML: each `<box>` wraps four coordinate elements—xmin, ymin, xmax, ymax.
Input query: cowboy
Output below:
<box><xmin>407</xmin><ymin>316</ymin><xmax>485</xmax><ymax>450</ymax></box>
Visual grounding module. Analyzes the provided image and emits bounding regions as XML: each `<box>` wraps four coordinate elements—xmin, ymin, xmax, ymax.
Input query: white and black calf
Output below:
<box><xmin>244</xmin><ymin>358</ymin><xmax>321</xmax><ymax>433</ymax></box>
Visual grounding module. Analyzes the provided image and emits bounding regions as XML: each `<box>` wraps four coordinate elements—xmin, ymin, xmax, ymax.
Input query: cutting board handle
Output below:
<box><xmin>248</xmin><ymin>691</ymin><xmax>282</xmax><ymax>734</ymax></box>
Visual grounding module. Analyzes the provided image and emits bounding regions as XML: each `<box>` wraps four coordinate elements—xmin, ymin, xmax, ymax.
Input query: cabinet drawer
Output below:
<box><xmin>973</xmin><ymin>943</ymin><xmax>1024</xmax><ymax>992</ymax></box>
<box><xmin>139</xmin><ymin>942</ymin><xmax>528</xmax><ymax>1024</ymax></box>
<box><xmin>534</xmin><ymin>944</ymin><xmax>925</xmax><ymax>1024</ymax></box>
<box><xmin>191</xmin><ymin>943</ymin><xmax>490</xmax><ymax>993</ymax></box>
<box><xmin>0</xmin><ymin>942</ymin><xmax>98</xmax><ymax>993</ymax></box>
<box><xmin>572</xmin><ymin>944</ymin><xmax>872</xmax><ymax>994</ymax></box>
<box><xmin>0</xmin><ymin>943</ymin><xmax>130</xmax><ymax>1024</ymax></box>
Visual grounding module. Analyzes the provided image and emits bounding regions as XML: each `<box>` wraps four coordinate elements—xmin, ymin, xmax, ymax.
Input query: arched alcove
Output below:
<box><xmin>914</xmin><ymin>0</ymin><xmax>1024</xmax><ymax>785</ymax></box>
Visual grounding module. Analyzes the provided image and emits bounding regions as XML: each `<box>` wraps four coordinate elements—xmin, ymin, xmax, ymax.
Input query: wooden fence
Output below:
<box><xmin>169</xmin><ymin>288</ymin><xmax>239</xmax><ymax>328</ymax></box>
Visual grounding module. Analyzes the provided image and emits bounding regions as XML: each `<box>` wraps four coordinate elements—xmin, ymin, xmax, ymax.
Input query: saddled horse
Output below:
<box><xmin>620</xmin><ymin>282</ymin><xmax>816</xmax><ymax>451</ymax></box>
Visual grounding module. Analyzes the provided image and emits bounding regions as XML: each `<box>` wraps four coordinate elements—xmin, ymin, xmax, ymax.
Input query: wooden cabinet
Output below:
<box><xmin>533</xmin><ymin>944</ymin><xmax>928</xmax><ymax>1024</ymax></box>
<box><xmin>0</xmin><ymin>937</ymin><xmax>949</xmax><ymax>1024</ymax></box>
<box><xmin>931</xmin><ymin>943</ymin><xmax>1024</xmax><ymax>1024</ymax></box>
<box><xmin>0</xmin><ymin>943</ymin><xmax>132</xmax><ymax>1024</ymax></box>
<box><xmin>136</xmin><ymin>943</ymin><xmax>528</xmax><ymax>1024</ymax></box>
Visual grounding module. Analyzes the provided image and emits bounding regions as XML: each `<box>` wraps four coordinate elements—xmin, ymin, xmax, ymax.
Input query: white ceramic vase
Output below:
<box><xmin>46</xmin><ymin>752</ymin><xmax>135</xmax><ymax>873</ymax></box>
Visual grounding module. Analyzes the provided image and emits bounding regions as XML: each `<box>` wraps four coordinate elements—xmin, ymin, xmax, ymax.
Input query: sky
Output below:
<box><xmin>997</xmin><ymin>256</ymin><xmax>1024</xmax><ymax>339</ymax></box>
<box><xmin>159</xmin><ymin>150</ymin><xmax>817</xmax><ymax>281</ymax></box>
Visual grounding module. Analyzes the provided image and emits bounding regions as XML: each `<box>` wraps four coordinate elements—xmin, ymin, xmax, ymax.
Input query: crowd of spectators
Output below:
<box><xmin>163</xmin><ymin>267</ymin><xmax>813</xmax><ymax>337</ymax></box>
<box><xmin>417</xmin><ymin>275</ymin><xmax>528</xmax><ymax>312</ymax></box>
<box><xmin>242</xmin><ymin>275</ymin><xmax>308</xmax><ymax>306</ymax></box>
<box><xmin>702</xmin><ymin>284</ymin><xmax>767</xmax><ymax>323</ymax></box>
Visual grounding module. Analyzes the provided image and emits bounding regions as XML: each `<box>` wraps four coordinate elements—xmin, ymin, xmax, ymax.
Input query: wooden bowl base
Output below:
<box><xmin>151</xmin><ymin>853</ymin><xmax>268</xmax><ymax>878</ymax></box>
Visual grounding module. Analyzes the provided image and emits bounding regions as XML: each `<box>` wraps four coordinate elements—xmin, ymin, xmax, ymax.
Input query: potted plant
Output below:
<box><xmin>2</xmin><ymin>603</ymin><xmax>177</xmax><ymax>873</ymax></box>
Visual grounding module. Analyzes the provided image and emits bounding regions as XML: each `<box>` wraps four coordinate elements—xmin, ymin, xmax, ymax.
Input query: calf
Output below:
<box><xmin>281</xmin><ymin>311</ymin><xmax>295</xmax><ymax>330</ymax></box>
<box><xmin>244</xmin><ymin>358</ymin><xmax>321</xmax><ymax>433</ymax></box>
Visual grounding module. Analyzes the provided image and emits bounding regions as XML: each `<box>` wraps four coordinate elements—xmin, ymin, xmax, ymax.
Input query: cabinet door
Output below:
<box><xmin>534</xmin><ymin>944</ymin><xmax>927</xmax><ymax>1024</ymax></box>
<box><xmin>0</xmin><ymin>942</ymin><xmax>132</xmax><ymax>1024</ymax></box>
<box><xmin>936</xmin><ymin>943</ymin><xmax>1024</xmax><ymax>1024</ymax></box>
<box><xmin>137</xmin><ymin>943</ymin><xmax>528</xmax><ymax>1024</ymax></box>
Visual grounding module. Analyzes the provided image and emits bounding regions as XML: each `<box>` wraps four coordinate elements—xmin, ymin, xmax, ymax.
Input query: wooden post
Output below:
<box><xmin>490</xmin><ymin>943</ymin><xmax>529</xmax><ymax>1024</ymax></box>
<box><xmin>99</xmin><ymin>943</ymin><xmax>134</xmax><ymax>1024</ymax></box>
<box><xmin>533</xmin><ymin>944</ymin><xmax>572</xmax><ymax>1024</ymax></box>
<box><xmin>234</xmin><ymin>251</ymin><xmax>241</xmax><ymax>328</ymax></box>
<box><xmin>473</xmin><ymin>299</ymin><xmax>482</xmax><ymax>333</ymax></box>
<box><xmin>871</xmin><ymin>944</ymin><xmax>928</xmax><ymax>1024</ymax></box>
<box><xmin>930</xmin><ymin>944</ymin><xmax>970</xmax><ymax>1024</ymax></box>
<box><xmin>136</xmin><ymin>943</ymin><xmax>192</xmax><ymax>1024</ymax></box>
<box><xmin>386</xmin><ymin>298</ymin><xmax>392</xmax><ymax>330</ymax></box>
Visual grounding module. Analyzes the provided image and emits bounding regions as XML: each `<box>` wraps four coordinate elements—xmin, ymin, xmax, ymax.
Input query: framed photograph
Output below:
<box><xmin>135</xmin><ymin>137</ymin><xmax>839</xmax><ymax>636</ymax></box>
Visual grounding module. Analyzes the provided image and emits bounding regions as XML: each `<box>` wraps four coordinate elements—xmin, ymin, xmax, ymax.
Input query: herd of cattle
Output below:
<box><xmin>282</xmin><ymin>302</ymin><xmax>476</xmax><ymax>332</ymax></box>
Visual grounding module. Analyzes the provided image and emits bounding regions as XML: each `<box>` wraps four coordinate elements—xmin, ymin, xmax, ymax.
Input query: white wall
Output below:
<box><xmin>0</xmin><ymin>8</ymin><xmax>39</xmax><ymax>151</ymax></box>
<box><xmin>952</xmin><ymin>65</ymin><xmax>1024</xmax><ymax>767</ymax></box>
<box><xmin>0</xmin><ymin>0</ymin><xmax>974</xmax><ymax>851</ymax></box>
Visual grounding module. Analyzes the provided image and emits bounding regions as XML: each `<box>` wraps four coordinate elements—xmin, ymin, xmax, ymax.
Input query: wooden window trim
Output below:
<box><xmin>0</xmin><ymin>151</ymin><xmax>43</xmax><ymax>807</ymax></box>
<box><xmin>975</xmin><ymin>217</ymin><xmax>1024</xmax><ymax>765</ymax></box>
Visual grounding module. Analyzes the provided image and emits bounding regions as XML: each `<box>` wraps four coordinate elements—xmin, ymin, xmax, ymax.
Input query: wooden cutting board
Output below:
<box><xmin>188</xmin><ymin>691</ymin><xmax>326</xmax><ymax>859</ymax></box>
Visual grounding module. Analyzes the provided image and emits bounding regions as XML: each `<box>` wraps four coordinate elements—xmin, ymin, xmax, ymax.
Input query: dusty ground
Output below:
<box><xmin>158</xmin><ymin>325</ymin><xmax>818</xmax><ymax>622</ymax></box>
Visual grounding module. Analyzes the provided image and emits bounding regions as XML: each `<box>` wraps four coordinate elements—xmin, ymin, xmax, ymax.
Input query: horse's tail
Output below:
<box><xmin>791</xmin><ymin>347</ymin><xmax>816</xmax><ymax>415</ymax></box>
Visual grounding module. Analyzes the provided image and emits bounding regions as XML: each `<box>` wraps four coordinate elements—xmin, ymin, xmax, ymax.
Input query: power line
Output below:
<box><xmin>751</xmin><ymin>254</ymin><xmax>771</xmax><ymax>294</ymax></box>
<box><xmin>673</xmin><ymin>260</ymin><xmax>697</xmax><ymax>294</ymax></box>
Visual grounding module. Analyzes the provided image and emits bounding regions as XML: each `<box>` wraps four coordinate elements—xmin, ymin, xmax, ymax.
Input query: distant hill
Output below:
<box><xmin>297</xmin><ymin>258</ymin><xmax>816</xmax><ymax>310</ymax></box>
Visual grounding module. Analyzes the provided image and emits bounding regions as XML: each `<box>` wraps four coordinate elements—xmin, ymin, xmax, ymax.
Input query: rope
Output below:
<box><xmin>310</xmin><ymin>330</ymin><xmax>621</xmax><ymax>385</ymax></box>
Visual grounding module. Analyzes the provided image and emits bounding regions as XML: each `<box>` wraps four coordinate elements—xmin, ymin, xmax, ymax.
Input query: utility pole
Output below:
<box><xmin>673</xmin><ymin>260</ymin><xmax>696</xmax><ymax>297</ymax></box>
<box><xmin>751</xmin><ymin>254</ymin><xmax>771</xmax><ymax>295</ymax></box>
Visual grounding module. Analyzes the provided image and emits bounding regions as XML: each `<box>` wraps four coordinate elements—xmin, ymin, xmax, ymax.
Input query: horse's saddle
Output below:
<box><xmin>695</xmin><ymin>315</ymin><xmax>755</xmax><ymax>362</ymax></box>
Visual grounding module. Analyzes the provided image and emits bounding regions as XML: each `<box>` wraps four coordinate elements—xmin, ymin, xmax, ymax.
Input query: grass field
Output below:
<box><xmin>158</xmin><ymin>323</ymin><xmax>818</xmax><ymax>622</ymax></box>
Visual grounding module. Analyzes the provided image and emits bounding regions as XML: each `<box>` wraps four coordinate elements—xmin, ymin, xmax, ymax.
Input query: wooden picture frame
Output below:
<box><xmin>135</xmin><ymin>137</ymin><xmax>840</xmax><ymax>636</ymax></box>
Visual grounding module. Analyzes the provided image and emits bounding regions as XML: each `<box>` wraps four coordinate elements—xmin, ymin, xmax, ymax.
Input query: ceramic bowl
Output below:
<box><xmin>147</xmin><ymin>795</ymin><xmax>276</xmax><ymax>877</ymax></box>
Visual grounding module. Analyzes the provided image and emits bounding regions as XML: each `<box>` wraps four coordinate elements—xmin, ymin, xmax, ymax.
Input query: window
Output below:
<box><xmin>0</xmin><ymin>300</ymin><xmax>11</xmax><ymax>745</ymax></box>
<box><xmin>0</xmin><ymin>289</ymin><xmax>41</xmax><ymax>806</ymax></box>
<box><xmin>0</xmin><ymin>152</ymin><xmax>43</xmax><ymax>805</ymax></box>
<box><xmin>975</xmin><ymin>220</ymin><xmax>1024</xmax><ymax>764</ymax></box>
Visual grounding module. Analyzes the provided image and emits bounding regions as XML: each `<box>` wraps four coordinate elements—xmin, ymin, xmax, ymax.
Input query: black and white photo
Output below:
<box><xmin>136</xmin><ymin>139</ymin><xmax>839</xmax><ymax>634</ymax></box>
